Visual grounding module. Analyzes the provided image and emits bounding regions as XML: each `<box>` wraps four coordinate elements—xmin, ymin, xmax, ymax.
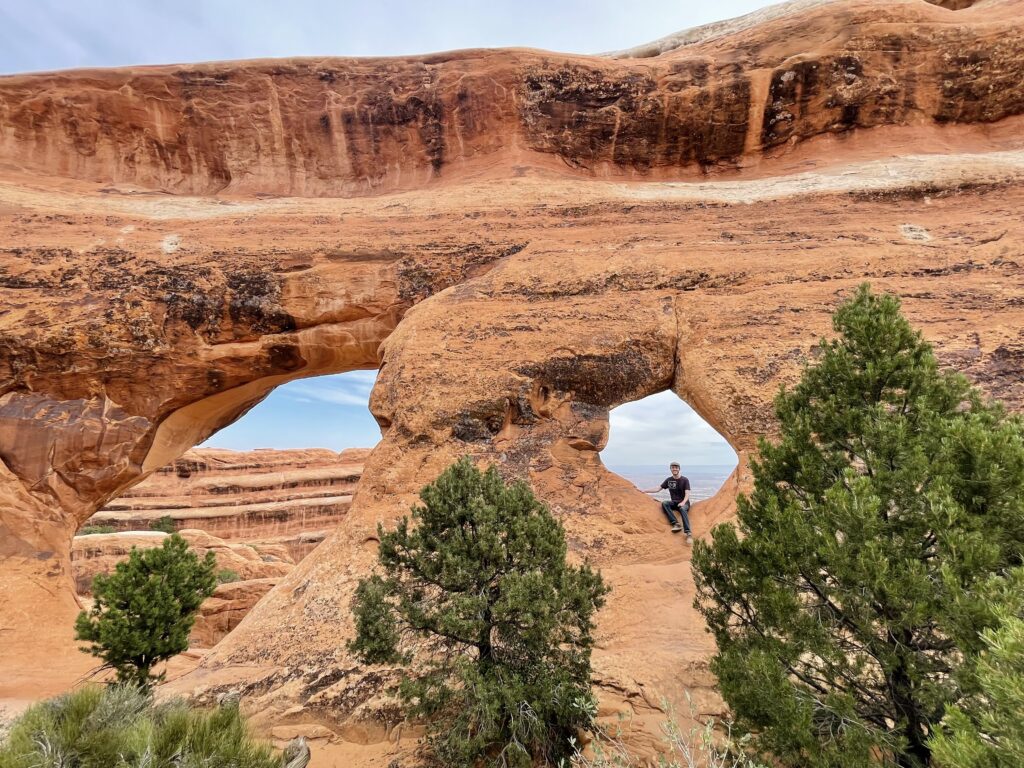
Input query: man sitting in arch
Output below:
<box><xmin>641</xmin><ymin>462</ymin><xmax>692</xmax><ymax>544</ymax></box>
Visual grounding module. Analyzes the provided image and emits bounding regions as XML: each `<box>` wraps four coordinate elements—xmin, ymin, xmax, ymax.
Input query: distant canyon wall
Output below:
<box><xmin>71</xmin><ymin>448</ymin><xmax>367</xmax><ymax>649</ymax></box>
<box><xmin>89</xmin><ymin>447</ymin><xmax>364</xmax><ymax>541</ymax></box>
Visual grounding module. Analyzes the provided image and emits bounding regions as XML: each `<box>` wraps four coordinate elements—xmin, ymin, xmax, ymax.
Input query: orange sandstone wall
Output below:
<box><xmin>0</xmin><ymin>1</ymin><xmax>1021</xmax><ymax>196</ymax></box>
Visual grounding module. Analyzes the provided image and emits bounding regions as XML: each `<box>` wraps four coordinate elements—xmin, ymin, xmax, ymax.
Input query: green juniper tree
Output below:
<box><xmin>75</xmin><ymin>532</ymin><xmax>218</xmax><ymax>690</ymax></box>
<box><xmin>692</xmin><ymin>285</ymin><xmax>1024</xmax><ymax>768</ymax></box>
<box><xmin>349</xmin><ymin>457</ymin><xmax>609</xmax><ymax>768</ymax></box>
<box><xmin>929</xmin><ymin>568</ymin><xmax>1024</xmax><ymax>768</ymax></box>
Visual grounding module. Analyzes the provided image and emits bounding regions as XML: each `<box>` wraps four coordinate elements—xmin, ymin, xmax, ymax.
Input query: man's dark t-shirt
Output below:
<box><xmin>660</xmin><ymin>475</ymin><xmax>690</xmax><ymax>503</ymax></box>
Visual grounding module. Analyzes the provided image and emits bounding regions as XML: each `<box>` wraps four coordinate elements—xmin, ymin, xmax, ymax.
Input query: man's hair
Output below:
<box><xmin>670</xmin><ymin>462</ymin><xmax>680</xmax><ymax>468</ymax></box>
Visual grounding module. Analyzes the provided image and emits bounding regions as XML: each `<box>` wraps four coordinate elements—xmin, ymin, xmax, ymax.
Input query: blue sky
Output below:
<box><xmin>1</xmin><ymin>1</ymin><xmax>757</xmax><ymax>466</ymax></box>
<box><xmin>205</xmin><ymin>371</ymin><xmax>383</xmax><ymax>454</ymax></box>
<box><xmin>1</xmin><ymin>0</ymin><xmax>773</xmax><ymax>74</ymax></box>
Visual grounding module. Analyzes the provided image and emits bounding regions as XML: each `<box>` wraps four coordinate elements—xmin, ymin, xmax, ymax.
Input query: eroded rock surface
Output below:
<box><xmin>89</xmin><ymin>447</ymin><xmax>364</xmax><ymax>544</ymax></box>
<box><xmin>2</xmin><ymin>0</ymin><xmax>1024</xmax><ymax>755</ymax></box>
<box><xmin>71</xmin><ymin>529</ymin><xmax>293</xmax><ymax>595</ymax></box>
<box><xmin>191</xmin><ymin>577</ymin><xmax>280</xmax><ymax>649</ymax></box>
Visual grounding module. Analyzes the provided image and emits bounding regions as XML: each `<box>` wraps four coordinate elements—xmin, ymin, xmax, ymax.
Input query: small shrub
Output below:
<box><xmin>217</xmin><ymin>569</ymin><xmax>242</xmax><ymax>584</ymax></box>
<box><xmin>77</xmin><ymin>524</ymin><xmax>117</xmax><ymax>536</ymax></box>
<box><xmin>569</xmin><ymin>700</ymin><xmax>768</xmax><ymax>768</ymax></box>
<box><xmin>150</xmin><ymin>515</ymin><xmax>177</xmax><ymax>534</ymax></box>
<box><xmin>0</xmin><ymin>685</ymin><xmax>281</xmax><ymax>768</ymax></box>
<box><xmin>75</xmin><ymin>533</ymin><xmax>217</xmax><ymax>690</ymax></box>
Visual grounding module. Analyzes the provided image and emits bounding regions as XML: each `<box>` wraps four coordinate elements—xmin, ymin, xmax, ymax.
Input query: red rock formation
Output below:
<box><xmin>70</xmin><ymin>530</ymin><xmax>292</xmax><ymax>595</ymax></box>
<box><xmin>1</xmin><ymin>0</ymin><xmax>1021</xmax><ymax>196</ymax></box>
<box><xmin>88</xmin><ymin>447</ymin><xmax>363</xmax><ymax>541</ymax></box>
<box><xmin>1</xmin><ymin>0</ymin><xmax>1023</xmax><ymax>754</ymax></box>
<box><xmin>190</xmin><ymin>578</ymin><xmax>279</xmax><ymax>649</ymax></box>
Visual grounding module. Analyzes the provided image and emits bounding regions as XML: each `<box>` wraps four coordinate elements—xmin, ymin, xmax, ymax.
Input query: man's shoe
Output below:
<box><xmin>685</xmin><ymin>534</ymin><xmax>693</xmax><ymax>545</ymax></box>
<box><xmin>671</xmin><ymin>523</ymin><xmax>683</xmax><ymax>532</ymax></box>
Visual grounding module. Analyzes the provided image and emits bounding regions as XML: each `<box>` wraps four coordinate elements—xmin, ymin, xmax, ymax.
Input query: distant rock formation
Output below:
<box><xmin>71</xmin><ymin>530</ymin><xmax>292</xmax><ymax>594</ymax></box>
<box><xmin>70</xmin><ymin>448</ymin><xmax>366</xmax><ymax>648</ymax></box>
<box><xmin>72</xmin><ymin>533</ymin><xmax>284</xmax><ymax>648</ymax></box>
<box><xmin>191</xmin><ymin>577</ymin><xmax>280</xmax><ymax>649</ymax></box>
<box><xmin>89</xmin><ymin>447</ymin><xmax>364</xmax><ymax>545</ymax></box>
<box><xmin>1</xmin><ymin>0</ymin><xmax>1023</xmax><ymax>755</ymax></box>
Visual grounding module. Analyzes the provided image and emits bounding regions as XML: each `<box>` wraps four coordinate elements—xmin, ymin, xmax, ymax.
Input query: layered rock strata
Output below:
<box><xmin>1</xmin><ymin>0</ymin><xmax>1023</xmax><ymax>754</ymax></box>
<box><xmin>70</xmin><ymin>529</ymin><xmax>293</xmax><ymax>595</ymax></box>
<box><xmin>69</xmin><ymin>448</ymin><xmax>365</xmax><ymax>653</ymax></box>
<box><xmin>1</xmin><ymin>0</ymin><xmax>1020</xmax><ymax>196</ymax></box>
<box><xmin>88</xmin><ymin>447</ymin><xmax>364</xmax><ymax>542</ymax></box>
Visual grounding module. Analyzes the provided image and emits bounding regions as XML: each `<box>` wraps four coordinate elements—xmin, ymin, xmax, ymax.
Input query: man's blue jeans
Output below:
<box><xmin>661</xmin><ymin>500</ymin><xmax>691</xmax><ymax>533</ymax></box>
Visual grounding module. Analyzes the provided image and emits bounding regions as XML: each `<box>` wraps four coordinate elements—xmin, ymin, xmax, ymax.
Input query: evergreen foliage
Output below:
<box><xmin>0</xmin><ymin>685</ymin><xmax>280</xmax><ymax>768</ymax></box>
<box><xmin>692</xmin><ymin>285</ymin><xmax>1024</xmax><ymax>768</ymax></box>
<box><xmin>348</xmin><ymin>457</ymin><xmax>609</xmax><ymax>767</ymax></box>
<box><xmin>929</xmin><ymin>568</ymin><xmax>1024</xmax><ymax>768</ymax></box>
<box><xmin>75</xmin><ymin>533</ymin><xmax>217</xmax><ymax>690</ymax></box>
<box><xmin>150</xmin><ymin>516</ymin><xmax>177</xmax><ymax>534</ymax></box>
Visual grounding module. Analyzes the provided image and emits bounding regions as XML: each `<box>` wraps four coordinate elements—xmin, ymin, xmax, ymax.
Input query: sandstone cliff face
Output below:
<box><xmin>89</xmin><ymin>447</ymin><xmax>363</xmax><ymax>542</ymax></box>
<box><xmin>1</xmin><ymin>0</ymin><xmax>1024</xmax><ymax>753</ymax></box>
<box><xmin>71</xmin><ymin>529</ymin><xmax>293</xmax><ymax>596</ymax></box>
<box><xmin>0</xmin><ymin>1</ymin><xmax>1020</xmax><ymax>196</ymax></box>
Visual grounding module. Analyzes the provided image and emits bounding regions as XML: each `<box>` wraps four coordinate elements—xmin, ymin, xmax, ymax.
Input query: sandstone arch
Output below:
<box><xmin>0</xmin><ymin>0</ymin><xmax>1023</xmax><ymax>750</ymax></box>
<box><xmin>0</xmin><ymin>281</ymin><xmax>398</xmax><ymax>693</ymax></box>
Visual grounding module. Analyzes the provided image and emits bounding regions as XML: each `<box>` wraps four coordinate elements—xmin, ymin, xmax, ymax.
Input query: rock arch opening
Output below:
<box><xmin>73</xmin><ymin>370</ymin><xmax>381</xmax><ymax>650</ymax></box>
<box><xmin>602</xmin><ymin>389</ymin><xmax>738</xmax><ymax>506</ymax></box>
<box><xmin>202</xmin><ymin>370</ymin><xmax>381</xmax><ymax>454</ymax></box>
<box><xmin>85</xmin><ymin>370</ymin><xmax>380</xmax><ymax>541</ymax></box>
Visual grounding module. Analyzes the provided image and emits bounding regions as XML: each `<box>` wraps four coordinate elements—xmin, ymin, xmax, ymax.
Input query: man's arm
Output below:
<box><xmin>640</xmin><ymin>479</ymin><xmax>668</xmax><ymax>494</ymax></box>
<box><xmin>682</xmin><ymin>478</ymin><xmax>691</xmax><ymax>505</ymax></box>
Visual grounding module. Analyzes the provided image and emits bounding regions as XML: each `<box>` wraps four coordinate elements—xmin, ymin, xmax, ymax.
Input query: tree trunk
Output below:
<box><xmin>890</xmin><ymin>636</ymin><xmax>931</xmax><ymax>768</ymax></box>
<box><xmin>478</xmin><ymin>595</ymin><xmax>495</xmax><ymax>664</ymax></box>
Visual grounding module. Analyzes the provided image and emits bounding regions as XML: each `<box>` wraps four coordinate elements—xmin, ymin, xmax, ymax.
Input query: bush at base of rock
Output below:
<box><xmin>349</xmin><ymin>458</ymin><xmax>609</xmax><ymax>768</ymax></box>
<box><xmin>75</xmin><ymin>533</ymin><xmax>217</xmax><ymax>689</ymax></box>
<box><xmin>571</xmin><ymin>703</ymin><xmax>768</xmax><ymax>768</ymax></box>
<box><xmin>150</xmin><ymin>515</ymin><xmax>177</xmax><ymax>533</ymax></box>
<box><xmin>0</xmin><ymin>685</ymin><xmax>281</xmax><ymax>768</ymax></box>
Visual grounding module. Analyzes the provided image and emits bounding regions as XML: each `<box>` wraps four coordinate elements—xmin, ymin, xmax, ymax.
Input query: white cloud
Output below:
<box><xmin>280</xmin><ymin>371</ymin><xmax>378</xmax><ymax>407</ymax></box>
<box><xmin>604</xmin><ymin>390</ymin><xmax>736</xmax><ymax>467</ymax></box>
